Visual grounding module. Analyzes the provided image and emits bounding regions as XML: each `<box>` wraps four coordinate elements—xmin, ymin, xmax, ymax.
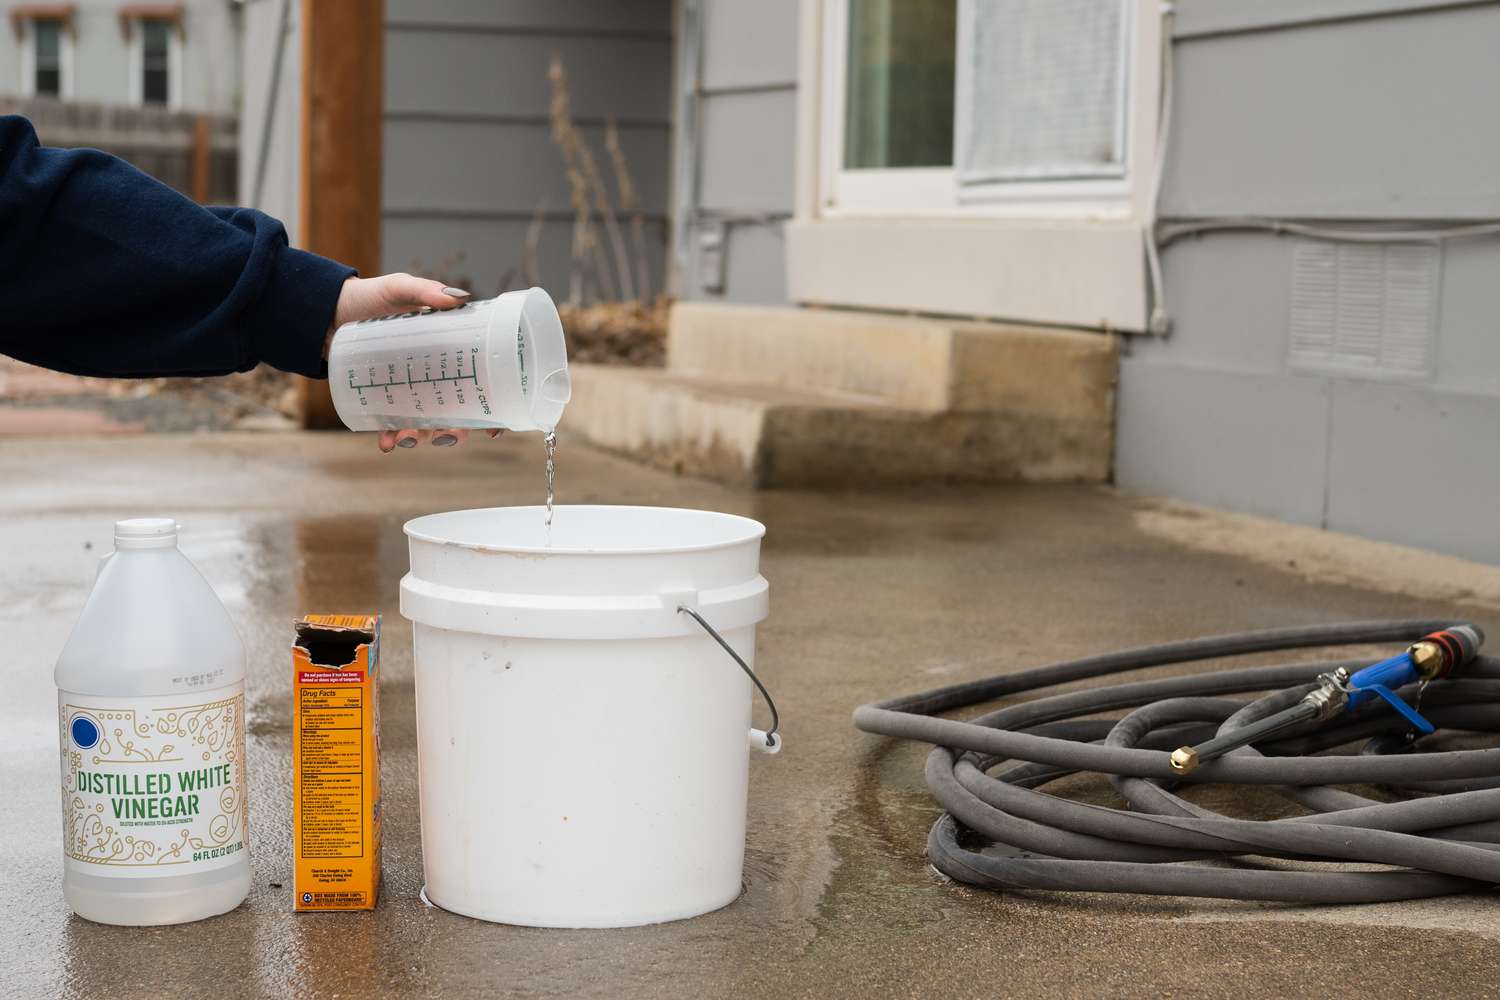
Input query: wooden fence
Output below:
<box><xmin>1</xmin><ymin>97</ymin><xmax>237</xmax><ymax>204</ymax></box>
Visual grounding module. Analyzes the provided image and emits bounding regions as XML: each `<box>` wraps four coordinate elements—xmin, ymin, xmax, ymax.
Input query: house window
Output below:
<box><xmin>13</xmin><ymin>9</ymin><xmax>74</xmax><ymax>100</ymax></box>
<box><xmin>140</xmin><ymin>19</ymin><xmax>171</xmax><ymax>104</ymax></box>
<box><xmin>123</xmin><ymin>6</ymin><xmax>183</xmax><ymax>109</ymax></box>
<box><xmin>821</xmin><ymin>0</ymin><xmax>1144</xmax><ymax>216</ymax></box>
<box><xmin>33</xmin><ymin>18</ymin><xmax>64</xmax><ymax>96</ymax></box>
<box><xmin>843</xmin><ymin>0</ymin><xmax>955</xmax><ymax>169</ymax></box>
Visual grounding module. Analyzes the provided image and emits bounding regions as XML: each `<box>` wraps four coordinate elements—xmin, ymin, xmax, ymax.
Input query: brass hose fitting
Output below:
<box><xmin>1169</xmin><ymin>746</ymin><xmax>1198</xmax><ymax>774</ymax></box>
<box><xmin>1408</xmin><ymin>640</ymin><xmax>1444</xmax><ymax>681</ymax></box>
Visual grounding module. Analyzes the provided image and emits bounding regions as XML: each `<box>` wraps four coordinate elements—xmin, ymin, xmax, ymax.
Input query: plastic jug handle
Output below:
<box><xmin>677</xmin><ymin>605</ymin><xmax>782</xmax><ymax>756</ymax></box>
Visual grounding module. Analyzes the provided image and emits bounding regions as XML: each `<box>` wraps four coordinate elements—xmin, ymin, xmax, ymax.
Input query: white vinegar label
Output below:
<box><xmin>59</xmin><ymin>685</ymin><xmax>248</xmax><ymax>877</ymax></box>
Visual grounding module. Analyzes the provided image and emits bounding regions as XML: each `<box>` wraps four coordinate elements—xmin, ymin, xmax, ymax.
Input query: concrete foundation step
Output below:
<box><xmin>668</xmin><ymin>302</ymin><xmax>1115</xmax><ymax>419</ymax></box>
<box><xmin>565</xmin><ymin>363</ymin><xmax>1112</xmax><ymax>488</ymax></box>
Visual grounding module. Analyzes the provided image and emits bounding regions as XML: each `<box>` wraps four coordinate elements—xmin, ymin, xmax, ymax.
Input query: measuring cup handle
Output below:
<box><xmin>677</xmin><ymin>605</ymin><xmax>782</xmax><ymax>756</ymax></box>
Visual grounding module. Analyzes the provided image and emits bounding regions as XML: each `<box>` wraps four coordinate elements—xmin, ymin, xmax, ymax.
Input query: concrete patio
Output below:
<box><xmin>3</xmin><ymin>431</ymin><xmax>1499</xmax><ymax>999</ymax></box>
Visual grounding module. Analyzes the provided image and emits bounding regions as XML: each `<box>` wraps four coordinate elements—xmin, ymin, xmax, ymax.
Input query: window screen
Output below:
<box><xmin>34</xmin><ymin>20</ymin><xmax>63</xmax><ymax>97</ymax></box>
<box><xmin>955</xmin><ymin>0</ymin><xmax>1129</xmax><ymax>184</ymax></box>
<box><xmin>142</xmin><ymin>20</ymin><xmax>171</xmax><ymax>105</ymax></box>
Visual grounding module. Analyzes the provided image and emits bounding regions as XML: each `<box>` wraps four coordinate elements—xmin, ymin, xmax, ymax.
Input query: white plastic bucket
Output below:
<box><xmin>328</xmin><ymin>286</ymin><xmax>571</xmax><ymax>433</ymax></box>
<box><xmin>400</xmin><ymin>505</ymin><xmax>776</xmax><ymax>928</ymax></box>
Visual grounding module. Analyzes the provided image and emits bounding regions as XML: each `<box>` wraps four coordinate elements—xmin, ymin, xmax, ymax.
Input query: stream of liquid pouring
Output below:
<box><xmin>543</xmin><ymin>430</ymin><xmax>557</xmax><ymax>544</ymax></box>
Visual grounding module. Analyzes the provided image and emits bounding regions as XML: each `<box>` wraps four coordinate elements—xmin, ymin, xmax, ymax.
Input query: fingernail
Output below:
<box><xmin>397</xmin><ymin>436</ymin><xmax>418</xmax><ymax>449</ymax></box>
<box><xmin>432</xmin><ymin>434</ymin><xmax>458</xmax><ymax>447</ymax></box>
<box><xmin>443</xmin><ymin>287</ymin><xmax>471</xmax><ymax>298</ymax></box>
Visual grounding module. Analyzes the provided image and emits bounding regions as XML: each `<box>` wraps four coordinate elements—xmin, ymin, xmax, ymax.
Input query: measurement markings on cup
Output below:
<box><xmin>346</xmin><ymin>348</ymin><xmax>484</xmax><ymax>410</ymax></box>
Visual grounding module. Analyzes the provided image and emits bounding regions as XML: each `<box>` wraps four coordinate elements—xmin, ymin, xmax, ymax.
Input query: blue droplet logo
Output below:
<box><xmin>70</xmin><ymin>715</ymin><xmax>100</xmax><ymax>750</ymax></box>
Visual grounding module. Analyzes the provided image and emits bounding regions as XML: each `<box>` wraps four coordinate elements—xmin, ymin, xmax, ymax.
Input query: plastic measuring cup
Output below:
<box><xmin>328</xmin><ymin>286</ymin><xmax>571</xmax><ymax>433</ymax></box>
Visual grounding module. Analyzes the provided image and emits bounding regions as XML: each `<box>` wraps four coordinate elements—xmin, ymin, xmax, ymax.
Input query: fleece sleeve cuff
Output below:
<box><xmin>244</xmin><ymin>245</ymin><xmax>356</xmax><ymax>378</ymax></box>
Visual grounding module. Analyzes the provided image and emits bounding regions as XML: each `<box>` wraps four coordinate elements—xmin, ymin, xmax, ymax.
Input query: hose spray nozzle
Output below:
<box><xmin>1407</xmin><ymin>625</ymin><xmax>1483</xmax><ymax>681</ymax></box>
<box><xmin>1168</xmin><ymin>624</ymin><xmax>1484</xmax><ymax>775</ymax></box>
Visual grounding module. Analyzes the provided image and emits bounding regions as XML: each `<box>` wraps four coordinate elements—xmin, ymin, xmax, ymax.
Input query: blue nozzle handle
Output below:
<box><xmin>1346</xmin><ymin>652</ymin><xmax>1436</xmax><ymax>732</ymax></box>
<box><xmin>1347</xmin><ymin>652</ymin><xmax>1420</xmax><ymax>706</ymax></box>
<box><xmin>1362</xmin><ymin>684</ymin><xmax>1436</xmax><ymax>734</ymax></box>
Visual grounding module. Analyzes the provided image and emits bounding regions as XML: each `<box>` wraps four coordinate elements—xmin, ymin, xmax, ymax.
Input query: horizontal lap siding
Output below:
<box><xmin>385</xmin><ymin>0</ymin><xmax>673</xmax><ymax>36</ymax></box>
<box><xmin>383</xmin><ymin>119</ymin><xmax>669</xmax><ymax>217</ymax></box>
<box><xmin>386</xmin><ymin>31</ymin><xmax>672</xmax><ymax>121</ymax></box>
<box><xmin>681</xmin><ymin>0</ymin><xmax>799</xmax><ymax>303</ymax></box>
<box><xmin>383</xmin><ymin>216</ymin><xmax>645</xmax><ymax>297</ymax></box>
<box><xmin>697</xmin><ymin>91</ymin><xmax>796</xmax><ymax>215</ymax></box>
<box><xmin>1161</xmin><ymin>3</ymin><xmax>1500</xmax><ymax>219</ymax></box>
<box><xmin>1118</xmin><ymin>1</ymin><xmax>1500</xmax><ymax>563</ymax></box>
<box><xmin>240</xmin><ymin>0</ymin><xmax>302</xmax><ymax>235</ymax></box>
<box><xmin>382</xmin><ymin>1</ymin><xmax>671</xmax><ymax>295</ymax></box>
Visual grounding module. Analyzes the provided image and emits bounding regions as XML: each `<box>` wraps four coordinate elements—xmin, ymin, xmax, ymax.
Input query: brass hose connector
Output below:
<box><xmin>1408</xmin><ymin>640</ymin><xmax>1444</xmax><ymax>681</ymax></box>
<box><xmin>1169</xmin><ymin>746</ymin><xmax>1198</xmax><ymax>774</ymax></box>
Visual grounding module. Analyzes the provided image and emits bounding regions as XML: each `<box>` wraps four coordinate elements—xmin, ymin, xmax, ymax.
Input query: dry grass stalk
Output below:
<box><xmin>552</xmin><ymin>76</ymin><xmax>598</xmax><ymax>306</ymax></box>
<box><xmin>605</xmin><ymin>118</ymin><xmax>652</xmax><ymax>302</ymax></box>
<box><xmin>549</xmin><ymin>58</ymin><xmax>598</xmax><ymax>304</ymax></box>
<box><xmin>548</xmin><ymin>55</ymin><xmax>635</xmax><ymax>302</ymax></box>
<box><xmin>522</xmin><ymin>197</ymin><xmax>548</xmax><ymax>287</ymax></box>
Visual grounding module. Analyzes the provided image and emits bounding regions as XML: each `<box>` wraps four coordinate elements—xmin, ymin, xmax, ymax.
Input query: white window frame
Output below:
<box><xmin>790</xmin><ymin>0</ymin><xmax>1164</xmax><ymax>331</ymax></box>
<box><xmin>127</xmin><ymin>17</ymin><xmax>183</xmax><ymax>109</ymax></box>
<box><xmin>18</xmin><ymin>17</ymin><xmax>75</xmax><ymax>100</ymax></box>
<box><xmin>817</xmin><ymin>0</ymin><xmax>1152</xmax><ymax>220</ymax></box>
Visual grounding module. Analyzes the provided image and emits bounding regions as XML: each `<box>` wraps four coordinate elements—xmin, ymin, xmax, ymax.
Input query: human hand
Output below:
<box><xmin>377</xmin><ymin>427</ymin><xmax>503</xmax><ymax>452</ymax></box>
<box><xmin>325</xmin><ymin>274</ymin><xmax>504</xmax><ymax>454</ymax></box>
<box><xmin>330</xmin><ymin>272</ymin><xmax>470</xmax><ymax>330</ymax></box>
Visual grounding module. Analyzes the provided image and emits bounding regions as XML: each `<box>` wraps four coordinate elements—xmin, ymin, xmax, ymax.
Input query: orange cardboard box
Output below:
<box><xmin>292</xmin><ymin>615</ymin><xmax>382</xmax><ymax>911</ymax></box>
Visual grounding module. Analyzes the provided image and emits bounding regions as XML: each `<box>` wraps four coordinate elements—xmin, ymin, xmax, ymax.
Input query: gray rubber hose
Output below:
<box><xmin>852</xmin><ymin>620</ymin><xmax>1500</xmax><ymax>903</ymax></box>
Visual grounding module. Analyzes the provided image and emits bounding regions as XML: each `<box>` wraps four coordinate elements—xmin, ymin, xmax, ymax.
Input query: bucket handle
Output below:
<box><xmin>677</xmin><ymin>605</ymin><xmax>782</xmax><ymax>755</ymax></box>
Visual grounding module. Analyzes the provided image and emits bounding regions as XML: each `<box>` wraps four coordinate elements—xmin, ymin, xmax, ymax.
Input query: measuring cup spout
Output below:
<box><xmin>540</xmin><ymin>369</ymin><xmax>572</xmax><ymax>405</ymax></box>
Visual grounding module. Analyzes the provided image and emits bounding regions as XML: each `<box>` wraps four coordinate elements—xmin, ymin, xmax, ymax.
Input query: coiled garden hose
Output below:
<box><xmin>852</xmin><ymin>620</ymin><xmax>1500</xmax><ymax>903</ymax></box>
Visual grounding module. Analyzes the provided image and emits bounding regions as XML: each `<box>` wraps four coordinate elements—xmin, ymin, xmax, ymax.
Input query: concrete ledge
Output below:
<box><xmin>784</xmin><ymin>218</ymin><xmax>1149</xmax><ymax>331</ymax></box>
<box><xmin>668</xmin><ymin>303</ymin><xmax>1117</xmax><ymax>421</ymax></box>
<box><xmin>948</xmin><ymin>322</ymin><xmax>1118</xmax><ymax>422</ymax></box>
<box><xmin>761</xmin><ymin>404</ymin><xmax>1111</xmax><ymax>487</ymax></box>
<box><xmin>566</xmin><ymin>364</ymin><xmax>1111</xmax><ymax>487</ymax></box>
<box><xmin>669</xmin><ymin>303</ymin><xmax>954</xmax><ymax>410</ymax></box>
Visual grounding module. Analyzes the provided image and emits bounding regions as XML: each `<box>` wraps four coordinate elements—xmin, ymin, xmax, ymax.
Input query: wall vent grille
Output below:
<box><xmin>1288</xmin><ymin>242</ymin><xmax>1437</xmax><ymax>378</ymax></box>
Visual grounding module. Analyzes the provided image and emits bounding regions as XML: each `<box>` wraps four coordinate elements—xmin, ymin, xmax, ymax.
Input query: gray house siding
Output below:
<box><xmin>382</xmin><ymin>0</ymin><xmax>672</xmax><ymax>297</ymax></box>
<box><xmin>239</xmin><ymin>0</ymin><xmax>300</xmax><ymax>237</ymax></box>
<box><xmin>1118</xmin><ymin>0</ymin><xmax>1500</xmax><ymax>563</ymax></box>
<box><xmin>674</xmin><ymin>0</ymin><xmax>798</xmax><ymax>303</ymax></box>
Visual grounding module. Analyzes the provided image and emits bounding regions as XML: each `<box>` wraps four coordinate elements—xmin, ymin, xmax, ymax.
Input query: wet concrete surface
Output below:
<box><xmin>4</xmin><ymin>431</ymin><xmax>1500</xmax><ymax>1000</ymax></box>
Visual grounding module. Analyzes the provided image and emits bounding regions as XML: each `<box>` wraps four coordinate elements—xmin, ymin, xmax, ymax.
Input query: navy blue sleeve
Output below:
<box><xmin>0</xmin><ymin>115</ymin><xmax>355</xmax><ymax>379</ymax></box>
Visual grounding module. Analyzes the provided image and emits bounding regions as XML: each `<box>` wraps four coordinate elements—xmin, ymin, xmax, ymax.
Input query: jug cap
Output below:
<box><xmin>115</xmin><ymin>517</ymin><xmax>179</xmax><ymax>549</ymax></box>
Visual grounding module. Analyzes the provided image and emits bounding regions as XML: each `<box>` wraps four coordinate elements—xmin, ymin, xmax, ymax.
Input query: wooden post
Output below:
<box><xmin>190</xmin><ymin>114</ymin><xmax>211</xmax><ymax>203</ymax></box>
<box><xmin>297</xmin><ymin>0</ymin><xmax>383</xmax><ymax>429</ymax></box>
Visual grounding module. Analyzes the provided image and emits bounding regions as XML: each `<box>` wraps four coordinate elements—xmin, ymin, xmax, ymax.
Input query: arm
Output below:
<box><xmin>0</xmin><ymin>115</ymin><xmax>356</xmax><ymax>379</ymax></box>
<box><xmin>0</xmin><ymin>115</ymin><xmax>482</xmax><ymax>450</ymax></box>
